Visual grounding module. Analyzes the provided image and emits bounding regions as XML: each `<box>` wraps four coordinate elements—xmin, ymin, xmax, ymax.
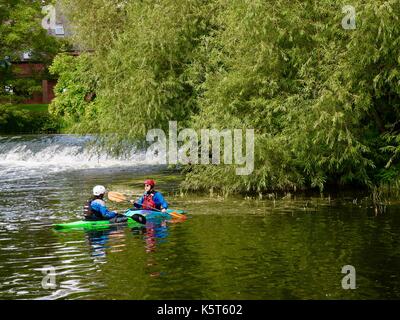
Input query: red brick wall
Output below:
<box><xmin>45</xmin><ymin>80</ymin><xmax>56</xmax><ymax>103</ymax></box>
<box><xmin>13</xmin><ymin>62</ymin><xmax>56</xmax><ymax>104</ymax></box>
<box><xmin>13</xmin><ymin>62</ymin><xmax>45</xmax><ymax>77</ymax></box>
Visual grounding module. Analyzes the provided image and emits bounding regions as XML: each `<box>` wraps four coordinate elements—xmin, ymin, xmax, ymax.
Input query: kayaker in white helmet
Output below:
<box><xmin>84</xmin><ymin>185</ymin><xmax>127</xmax><ymax>222</ymax></box>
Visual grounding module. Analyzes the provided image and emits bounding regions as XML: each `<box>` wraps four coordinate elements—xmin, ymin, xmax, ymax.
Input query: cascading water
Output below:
<box><xmin>0</xmin><ymin>135</ymin><xmax>161</xmax><ymax>178</ymax></box>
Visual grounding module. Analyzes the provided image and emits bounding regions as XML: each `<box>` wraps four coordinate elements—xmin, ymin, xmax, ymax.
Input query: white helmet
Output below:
<box><xmin>93</xmin><ymin>185</ymin><xmax>106</xmax><ymax>196</ymax></box>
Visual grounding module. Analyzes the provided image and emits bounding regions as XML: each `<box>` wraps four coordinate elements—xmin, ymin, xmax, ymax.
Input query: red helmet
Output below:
<box><xmin>144</xmin><ymin>179</ymin><xmax>155</xmax><ymax>187</ymax></box>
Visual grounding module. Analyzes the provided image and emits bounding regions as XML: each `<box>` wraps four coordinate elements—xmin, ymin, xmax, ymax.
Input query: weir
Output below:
<box><xmin>0</xmin><ymin>134</ymin><xmax>158</xmax><ymax>171</ymax></box>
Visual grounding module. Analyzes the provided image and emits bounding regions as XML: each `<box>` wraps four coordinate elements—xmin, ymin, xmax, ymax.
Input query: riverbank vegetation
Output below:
<box><xmin>0</xmin><ymin>0</ymin><xmax>67</xmax><ymax>133</ymax></box>
<box><xmin>0</xmin><ymin>0</ymin><xmax>63</xmax><ymax>104</ymax></box>
<box><xmin>0</xmin><ymin>104</ymin><xmax>61</xmax><ymax>133</ymax></box>
<box><xmin>49</xmin><ymin>0</ymin><xmax>400</xmax><ymax>194</ymax></box>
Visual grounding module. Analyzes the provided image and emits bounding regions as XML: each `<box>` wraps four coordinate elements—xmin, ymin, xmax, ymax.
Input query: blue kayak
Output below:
<box><xmin>124</xmin><ymin>208</ymin><xmax>187</xmax><ymax>220</ymax></box>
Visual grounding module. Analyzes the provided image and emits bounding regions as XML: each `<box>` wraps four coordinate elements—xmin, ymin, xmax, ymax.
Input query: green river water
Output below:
<box><xmin>0</xmin><ymin>135</ymin><xmax>399</xmax><ymax>299</ymax></box>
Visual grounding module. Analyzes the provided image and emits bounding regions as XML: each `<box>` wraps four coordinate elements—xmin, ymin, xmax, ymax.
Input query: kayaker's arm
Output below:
<box><xmin>154</xmin><ymin>192</ymin><xmax>168</xmax><ymax>210</ymax></box>
<box><xmin>91</xmin><ymin>201</ymin><xmax>117</xmax><ymax>219</ymax></box>
<box><xmin>136</xmin><ymin>195</ymin><xmax>144</xmax><ymax>206</ymax></box>
<box><xmin>129</xmin><ymin>195</ymin><xmax>144</xmax><ymax>208</ymax></box>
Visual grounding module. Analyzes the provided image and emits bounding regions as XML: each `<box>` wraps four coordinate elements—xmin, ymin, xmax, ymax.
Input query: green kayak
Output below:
<box><xmin>54</xmin><ymin>208</ymin><xmax>187</xmax><ymax>231</ymax></box>
<box><xmin>53</xmin><ymin>216</ymin><xmax>143</xmax><ymax>231</ymax></box>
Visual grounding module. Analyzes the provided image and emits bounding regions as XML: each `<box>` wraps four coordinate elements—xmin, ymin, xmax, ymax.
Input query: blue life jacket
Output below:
<box><xmin>84</xmin><ymin>198</ymin><xmax>105</xmax><ymax>220</ymax></box>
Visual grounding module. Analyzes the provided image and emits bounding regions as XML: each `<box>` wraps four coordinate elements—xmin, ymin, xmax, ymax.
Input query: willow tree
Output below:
<box><xmin>183</xmin><ymin>0</ymin><xmax>400</xmax><ymax>193</ymax></box>
<box><xmin>51</xmin><ymin>0</ymin><xmax>400</xmax><ymax>192</ymax></box>
<box><xmin>52</xmin><ymin>0</ymin><xmax>216</xmax><ymax>145</ymax></box>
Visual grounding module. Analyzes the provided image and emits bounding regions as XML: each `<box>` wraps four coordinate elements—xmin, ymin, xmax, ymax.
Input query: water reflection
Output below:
<box><xmin>143</xmin><ymin>220</ymin><xmax>169</xmax><ymax>253</ymax></box>
<box><xmin>84</xmin><ymin>218</ymin><xmax>181</xmax><ymax>260</ymax></box>
<box><xmin>85</xmin><ymin>225</ymin><xmax>143</xmax><ymax>263</ymax></box>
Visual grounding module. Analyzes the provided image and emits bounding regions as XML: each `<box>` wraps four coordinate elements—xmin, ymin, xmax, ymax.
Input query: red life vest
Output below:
<box><xmin>142</xmin><ymin>191</ymin><xmax>158</xmax><ymax>210</ymax></box>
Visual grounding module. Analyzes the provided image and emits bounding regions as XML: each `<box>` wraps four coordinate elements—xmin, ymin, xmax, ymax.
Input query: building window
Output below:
<box><xmin>22</xmin><ymin>51</ymin><xmax>32</xmax><ymax>60</ymax></box>
<box><xmin>55</xmin><ymin>25</ymin><xmax>64</xmax><ymax>35</ymax></box>
<box><xmin>5</xmin><ymin>86</ymin><xmax>14</xmax><ymax>94</ymax></box>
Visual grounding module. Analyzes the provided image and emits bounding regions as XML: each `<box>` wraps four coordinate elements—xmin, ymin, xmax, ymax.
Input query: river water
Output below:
<box><xmin>0</xmin><ymin>135</ymin><xmax>399</xmax><ymax>299</ymax></box>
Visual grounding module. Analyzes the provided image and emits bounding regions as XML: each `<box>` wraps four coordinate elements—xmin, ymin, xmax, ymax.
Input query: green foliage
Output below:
<box><xmin>51</xmin><ymin>0</ymin><xmax>400</xmax><ymax>193</ymax></box>
<box><xmin>58</xmin><ymin>0</ymin><xmax>128</xmax><ymax>53</ymax></box>
<box><xmin>11</xmin><ymin>104</ymin><xmax>49</xmax><ymax>113</ymax></box>
<box><xmin>48</xmin><ymin>53</ymin><xmax>97</xmax><ymax>129</ymax></box>
<box><xmin>52</xmin><ymin>0</ymin><xmax>216</xmax><ymax>145</ymax></box>
<box><xmin>0</xmin><ymin>104</ymin><xmax>61</xmax><ymax>133</ymax></box>
<box><xmin>0</xmin><ymin>0</ymin><xmax>62</xmax><ymax>102</ymax></box>
<box><xmin>183</xmin><ymin>0</ymin><xmax>400</xmax><ymax>193</ymax></box>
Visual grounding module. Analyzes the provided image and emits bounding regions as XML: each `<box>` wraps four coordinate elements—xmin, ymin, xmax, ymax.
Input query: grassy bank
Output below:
<box><xmin>9</xmin><ymin>104</ymin><xmax>50</xmax><ymax>113</ymax></box>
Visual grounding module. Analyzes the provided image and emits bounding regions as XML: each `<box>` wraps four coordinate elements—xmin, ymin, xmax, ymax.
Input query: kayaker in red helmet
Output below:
<box><xmin>132</xmin><ymin>179</ymin><xmax>168</xmax><ymax>213</ymax></box>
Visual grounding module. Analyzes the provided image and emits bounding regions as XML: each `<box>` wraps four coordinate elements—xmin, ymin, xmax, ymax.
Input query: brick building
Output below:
<box><xmin>13</xmin><ymin>3</ymin><xmax>70</xmax><ymax>104</ymax></box>
<box><xmin>12</xmin><ymin>62</ymin><xmax>56</xmax><ymax>104</ymax></box>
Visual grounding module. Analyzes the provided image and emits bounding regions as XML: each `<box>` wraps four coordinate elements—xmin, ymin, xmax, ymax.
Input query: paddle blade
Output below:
<box><xmin>108</xmin><ymin>191</ymin><xmax>128</xmax><ymax>203</ymax></box>
<box><xmin>169</xmin><ymin>211</ymin><xmax>186</xmax><ymax>220</ymax></box>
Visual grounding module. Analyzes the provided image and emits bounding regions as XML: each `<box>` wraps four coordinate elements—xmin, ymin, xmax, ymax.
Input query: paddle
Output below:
<box><xmin>108</xmin><ymin>191</ymin><xmax>186</xmax><ymax>220</ymax></box>
<box><xmin>107</xmin><ymin>192</ymin><xmax>147</xmax><ymax>224</ymax></box>
<box><xmin>108</xmin><ymin>191</ymin><xmax>130</xmax><ymax>203</ymax></box>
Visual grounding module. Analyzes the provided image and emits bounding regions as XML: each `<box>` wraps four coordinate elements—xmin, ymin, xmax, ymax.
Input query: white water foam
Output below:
<box><xmin>0</xmin><ymin>135</ymin><xmax>162</xmax><ymax>181</ymax></box>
